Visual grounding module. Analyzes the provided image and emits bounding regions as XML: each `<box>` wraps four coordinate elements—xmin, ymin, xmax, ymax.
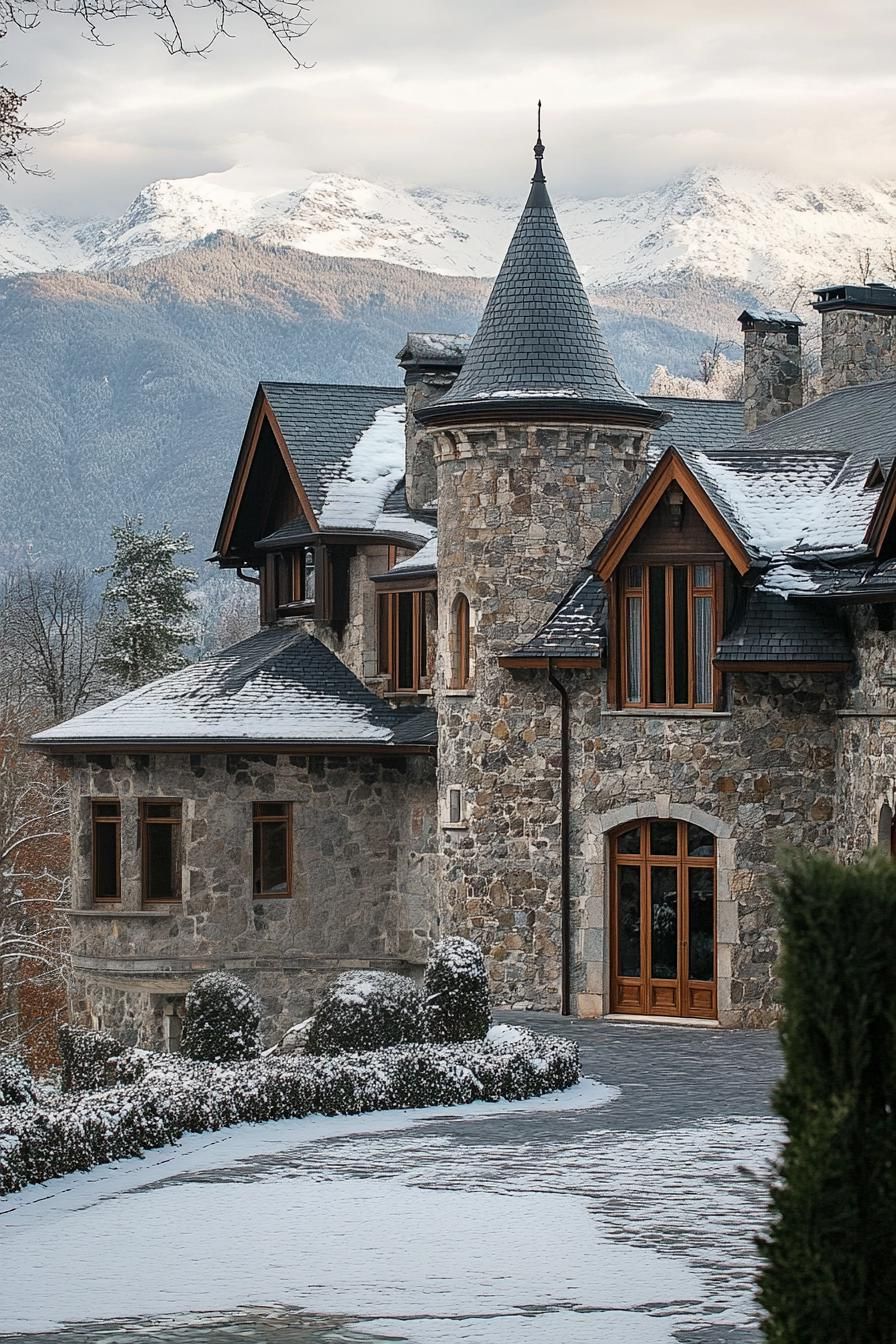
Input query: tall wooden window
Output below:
<box><xmin>140</xmin><ymin>801</ymin><xmax>182</xmax><ymax>905</ymax></box>
<box><xmin>92</xmin><ymin>801</ymin><xmax>121</xmax><ymax>905</ymax></box>
<box><xmin>274</xmin><ymin>548</ymin><xmax>315</xmax><ymax>610</ymax></box>
<box><xmin>377</xmin><ymin>590</ymin><xmax>431</xmax><ymax>692</ymax></box>
<box><xmin>252</xmin><ymin>802</ymin><xmax>292</xmax><ymax>898</ymax></box>
<box><xmin>450</xmin><ymin>595</ymin><xmax>471</xmax><ymax>689</ymax></box>
<box><xmin>611</xmin><ymin>818</ymin><xmax>716</xmax><ymax>1019</ymax></box>
<box><xmin>620</xmin><ymin>562</ymin><xmax>721</xmax><ymax>709</ymax></box>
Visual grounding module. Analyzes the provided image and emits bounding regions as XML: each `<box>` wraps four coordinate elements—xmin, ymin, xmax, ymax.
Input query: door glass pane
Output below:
<box><xmin>616</xmin><ymin>824</ymin><xmax>641</xmax><ymax>855</ymax></box>
<box><xmin>672</xmin><ymin>566</ymin><xmax>689</xmax><ymax>704</ymax></box>
<box><xmin>650</xmin><ymin>867</ymin><xmax>678</xmax><ymax>980</ymax></box>
<box><xmin>617</xmin><ymin>866</ymin><xmax>641</xmax><ymax>978</ymax></box>
<box><xmin>397</xmin><ymin>592</ymin><xmax>414</xmax><ymax>688</ymax></box>
<box><xmin>688</xmin><ymin>868</ymin><xmax>715</xmax><ymax>981</ymax></box>
<box><xmin>625</xmin><ymin>596</ymin><xmax>642</xmax><ymax>702</ymax></box>
<box><xmin>648</xmin><ymin>566</ymin><xmax>667</xmax><ymax>703</ymax></box>
<box><xmin>694</xmin><ymin>594</ymin><xmax>714</xmax><ymax>705</ymax></box>
<box><xmin>687</xmin><ymin>824</ymin><xmax>715</xmax><ymax>857</ymax></box>
<box><xmin>649</xmin><ymin>820</ymin><xmax>678</xmax><ymax>855</ymax></box>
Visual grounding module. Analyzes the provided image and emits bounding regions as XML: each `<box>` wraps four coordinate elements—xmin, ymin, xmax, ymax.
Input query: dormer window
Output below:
<box><xmin>274</xmin><ymin>547</ymin><xmax>315</xmax><ymax>610</ymax></box>
<box><xmin>619</xmin><ymin>562</ymin><xmax>721</xmax><ymax>709</ymax></box>
<box><xmin>377</xmin><ymin>589</ymin><xmax>434</xmax><ymax>693</ymax></box>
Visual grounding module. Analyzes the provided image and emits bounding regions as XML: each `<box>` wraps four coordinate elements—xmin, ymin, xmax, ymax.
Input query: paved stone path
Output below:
<box><xmin>0</xmin><ymin>1015</ymin><xmax>782</xmax><ymax>1344</ymax></box>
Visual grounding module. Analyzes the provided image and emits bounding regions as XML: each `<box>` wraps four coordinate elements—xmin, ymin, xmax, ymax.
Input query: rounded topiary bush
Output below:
<box><xmin>58</xmin><ymin>1024</ymin><xmax>122</xmax><ymax>1092</ymax></box>
<box><xmin>306</xmin><ymin>971</ymin><xmax>425</xmax><ymax>1056</ymax></box>
<box><xmin>181</xmin><ymin>972</ymin><xmax>262</xmax><ymax>1063</ymax></box>
<box><xmin>0</xmin><ymin>1054</ymin><xmax>39</xmax><ymax>1106</ymax></box>
<box><xmin>423</xmin><ymin>937</ymin><xmax>491</xmax><ymax>1043</ymax></box>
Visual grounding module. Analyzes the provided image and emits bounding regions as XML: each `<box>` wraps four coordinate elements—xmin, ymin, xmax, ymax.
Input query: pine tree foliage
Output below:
<box><xmin>98</xmin><ymin>514</ymin><xmax>198</xmax><ymax>689</ymax></box>
<box><xmin>758</xmin><ymin>852</ymin><xmax>896</xmax><ymax>1344</ymax></box>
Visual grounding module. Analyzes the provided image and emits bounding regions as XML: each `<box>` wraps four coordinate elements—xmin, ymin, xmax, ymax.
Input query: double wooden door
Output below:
<box><xmin>610</xmin><ymin>819</ymin><xmax>716</xmax><ymax>1019</ymax></box>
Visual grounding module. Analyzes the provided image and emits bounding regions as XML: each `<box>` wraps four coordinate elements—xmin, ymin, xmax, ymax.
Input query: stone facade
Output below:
<box><xmin>740</xmin><ymin>319</ymin><xmax>803</xmax><ymax>431</ymax></box>
<box><xmin>67</xmin><ymin>750</ymin><xmax>437</xmax><ymax>1047</ymax></box>
<box><xmin>431</xmin><ymin>419</ymin><xmax>654</xmax><ymax>1008</ymax></box>
<box><xmin>819</xmin><ymin>307</ymin><xmax>896</xmax><ymax>392</ymax></box>
<box><xmin>401</xmin><ymin>369</ymin><xmax>455</xmax><ymax>512</ymax></box>
<box><xmin>835</xmin><ymin>606</ymin><xmax>896</xmax><ymax>858</ymax></box>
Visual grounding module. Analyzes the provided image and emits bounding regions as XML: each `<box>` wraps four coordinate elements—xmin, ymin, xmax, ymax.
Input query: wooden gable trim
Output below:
<box><xmin>865</xmin><ymin>461</ymin><xmax>896</xmax><ymax>555</ymax></box>
<box><xmin>215</xmin><ymin>388</ymin><xmax>319</xmax><ymax>560</ymax></box>
<box><xmin>595</xmin><ymin>449</ymin><xmax>752</xmax><ymax>581</ymax></box>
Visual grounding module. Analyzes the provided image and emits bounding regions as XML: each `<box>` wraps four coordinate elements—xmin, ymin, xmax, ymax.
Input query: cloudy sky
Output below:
<box><xmin>5</xmin><ymin>0</ymin><xmax>896</xmax><ymax>217</ymax></box>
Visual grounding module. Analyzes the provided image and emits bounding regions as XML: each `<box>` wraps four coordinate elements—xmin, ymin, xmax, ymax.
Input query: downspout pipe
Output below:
<box><xmin>237</xmin><ymin>566</ymin><xmax>261</xmax><ymax>587</ymax></box>
<box><xmin>547</xmin><ymin>659</ymin><xmax>572</xmax><ymax>1016</ymax></box>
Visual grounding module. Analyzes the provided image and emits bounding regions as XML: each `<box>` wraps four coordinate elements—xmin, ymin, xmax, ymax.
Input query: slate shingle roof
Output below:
<box><xmin>510</xmin><ymin>571</ymin><xmax>607</xmax><ymax>660</ymax></box>
<box><xmin>33</xmin><ymin>627</ymin><xmax>436</xmax><ymax>751</ymax></box>
<box><xmin>261</xmin><ymin>382</ymin><xmax>403</xmax><ymax>517</ymax></box>
<box><xmin>419</xmin><ymin>163</ymin><xmax>657</xmax><ymax>423</ymax></box>
<box><xmin>644</xmin><ymin>397</ymin><xmax>744</xmax><ymax>456</ymax></box>
<box><xmin>716</xmin><ymin>590</ymin><xmax>852</xmax><ymax>665</ymax></box>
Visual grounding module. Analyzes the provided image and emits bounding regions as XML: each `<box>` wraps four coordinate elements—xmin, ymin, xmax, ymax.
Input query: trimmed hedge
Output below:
<box><xmin>59</xmin><ymin>1025</ymin><xmax>123</xmax><ymax>1092</ymax></box>
<box><xmin>306</xmin><ymin>970</ymin><xmax>425</xmax><ymax>1056</ymax></box>
<box><xmin>182</xmin><ymin>972</ymin><xmax>262</xmax><ymax>1063</ymax></box>
<box><xmin>0</xmin><ymin>1027</ymin><xmax>579</xmax><ymax>1195</ymax></box>
<box><xmin>424</xmin><ymin>937</ymin><xmax>491</xmax><ymax>1043</ymax></box>
<box><xmin>0</xmin><ymin>1055</ymin><xmax>43</xmax><ymax>1107</ymax></box>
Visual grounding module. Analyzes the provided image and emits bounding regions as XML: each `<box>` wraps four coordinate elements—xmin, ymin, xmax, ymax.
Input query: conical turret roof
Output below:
<box><xmin>419</xmin><ymin>123</ymin><xmax>660</xmax><ymax>428</ymax></box>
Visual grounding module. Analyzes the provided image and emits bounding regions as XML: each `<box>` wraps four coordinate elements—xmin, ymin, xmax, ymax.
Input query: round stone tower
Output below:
<box><xmin>417</xmin><ymin>121</ymin><xmax>665</xmax><ymax>1010</ymax></box>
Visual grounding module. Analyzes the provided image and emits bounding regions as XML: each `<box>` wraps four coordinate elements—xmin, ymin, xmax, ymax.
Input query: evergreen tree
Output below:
<box><xmin>758</xmin><ymin>852</ymin><xmax>896</xmax><ymax>1344</ymax></box>
<box><xmin>97</xmin><ymin>515</ymin><xmax>198</xmax><ymax>689</ymax></box>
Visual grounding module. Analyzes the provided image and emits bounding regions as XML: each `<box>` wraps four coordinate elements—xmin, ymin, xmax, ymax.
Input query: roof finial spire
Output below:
<box><xmin>532</xmin><ymin>99</ymin><xmax>545</xmax><ymax>184</ymax></box>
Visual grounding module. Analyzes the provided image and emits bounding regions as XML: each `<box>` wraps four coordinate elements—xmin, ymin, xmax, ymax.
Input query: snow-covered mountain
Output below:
<box><xmin>7</xmin><ymin>164</ymin><xmax>896</xmax><ymax>295</ymax></box>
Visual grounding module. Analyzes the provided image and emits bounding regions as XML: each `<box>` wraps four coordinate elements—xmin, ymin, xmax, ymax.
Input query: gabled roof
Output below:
<box><xmin>32</xmin><ymin>627</ymin><xmax>436</xmax><ymax>753</ymax></box>
<box><xmin>418</xmin><ymin>139</ymin><xmax>660</xmax><ymax>428</ymax></box>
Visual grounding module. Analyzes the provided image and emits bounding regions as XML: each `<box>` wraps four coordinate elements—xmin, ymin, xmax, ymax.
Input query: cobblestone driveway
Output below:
<box><xmin>0</xmin><ymin>1016</ymin><xmax>782</xmax><ymax>1344</ymax></box>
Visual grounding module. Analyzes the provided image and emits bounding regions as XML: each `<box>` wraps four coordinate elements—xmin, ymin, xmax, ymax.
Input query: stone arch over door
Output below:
<box><xmin>577</xmin><ymin>799</ymin><xmax>736</xmax><ymax>1023</ymax></box>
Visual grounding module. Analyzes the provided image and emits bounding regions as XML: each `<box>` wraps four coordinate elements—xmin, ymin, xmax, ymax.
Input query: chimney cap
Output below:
<box><xmin>738</xmin><ymin>307</ymin><xmax>804</xmax><ymax>331</ymax></box>
<box><xmin>812</xmin><ymin>282</ymin><xmax>896</xmax><ymax>314</ymax></box>
<box><xmin>397</xmin><ymin>332</ymin><xmax>472</xmax><ymax>372</ymax></box>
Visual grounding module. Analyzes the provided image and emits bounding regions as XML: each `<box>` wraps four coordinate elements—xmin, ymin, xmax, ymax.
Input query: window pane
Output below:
<box><xmin>648</xmin><ymin>566</ymin><xmax>667</xmax><ymax>703</ymax></box>
<box><xmin>688</xmin><ymin>868</ymin><xmax>714</xmax><ymax>981</ymax></box>
<box><xmin>94</xmin><ymin>801</ymin><xmax>120</xmax><ymax>818</ymax></box>
<box><xmin>672</xmin><ymin>566</ymin><xmax>689</xmax><ymax>704</ymax></box>
<box><xmin>687</xmin><ymin>824</ymin><xmax>715</xmax><ymax>857</ymax></box>
<box><xmin>625</xmin><ymin>564</ymin><xmax>643</xmax><ymax>588</ymax></box>
<box><xmin>145</xmin><ymin>802</ymin><xmax>177</xmax><ymax>819</ymax></box>
<box><xmin>146</xmin><ymin>822</ymin><xmax>179</xmax><ymax>901</ymax></box>
<box><xmin>453</xmin><ymin>597</ymin><xmax>470</xmax><ymax>688</ymax></box>
<box><xmin>378</xmin><ymin>593</ymin><xmax>391</xmax><ymax>674</ymax></box>
<box><xmin>649</xmin><ymin>821</ymin><xmax>678</xmax><ymax>855</ymax></box>
<box><xmin>617</xmin><ymin>866</ymin><xmax>641</xmax><ymax>978</ymax></box>
<box><xmin>397</xmin><ymin>592</ymin><xmax>414</xmax><ymax>688</ymax></box>
<box><xmin>254</xmin><ymin>820</ymin><xmax>288</xmax><ymax>895</ymax></box>
<box><xmin>625</xmin><ymin>596</ymin><xmax>642</xmax><ymax>702</ymax></box>
<box><xmin>616</xmin><ymin>824</ymin><xmax>641</xmax><ymax>855</ymax></box>
<box><xmin>694</xmin><ymin>564</ymin><xmax>713</xmax><ymax>589</ymax></box>
<box><xmin>418</xmin><ymin>594</ymin><xmax>428</xmax><ymax>682</ymax></box>
<box><xmin>94</xmin><ymin>821</ymin><xmax>119</xmax><ymax>902</ymax></box>
<box><xmin>650</xmin><ymin>867</ymin><xmax>678</xmax><ymax>980</ymax></box>
<box><xmin>694</xmin><ymin>595</ymin><xmax>714</xmax><ymax>705</ymax></box>
<box><xmin>448</xmin><ymin>788</ymin><xmax>462</xmax><ymax>824</ymax></box>
<box><xmin>304</xmin><ymin>549</ymin><xmax>315</xmax><ymax>600</ymax></box>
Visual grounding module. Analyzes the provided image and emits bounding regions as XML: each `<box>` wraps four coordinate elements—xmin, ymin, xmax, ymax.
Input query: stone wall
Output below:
<box><xmin>741</xmin><ymin>324</ymin><xmax>802</xmax><ymax>431</ymax></box>
<box><xmin>432</xmin><ymin>419</ymin><xmax>653</xmax><ymax>1010</ymax></box>
<box><xmin>835</xmin><ymin>606</ymin><xmax>896</xmax><ymax>858</ymax></box>
<box><xmin>403</xmin><ymin>371</ymin><xmax>455</xmax><ymax>512</ymax></box>
<box><xmin>820</xmin><ymin>308</ymin><xmax>896</xmax><ymax>391</ymax></box>
<box><xmin>68</xmin><ymin>750</ymin><xmax>437</xmax><ymax>1047</ymax></box>
<box><xmin>303</xmin><ymin>544</ymin><xmax>397</xmax><ymax>686</ymax></box>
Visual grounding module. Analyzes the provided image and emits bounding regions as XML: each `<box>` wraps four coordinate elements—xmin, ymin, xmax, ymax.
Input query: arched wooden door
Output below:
<box><xmin>610</xmin><ymin>819</ymin><xmax>717</xmax><ymax>1019</ymax></box>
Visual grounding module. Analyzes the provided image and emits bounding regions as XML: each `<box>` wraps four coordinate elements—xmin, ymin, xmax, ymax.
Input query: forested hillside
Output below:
<box><xmin>0</xmin><ymin>233</ymin><xmax>744</xmax><ymax>568</ymax></box>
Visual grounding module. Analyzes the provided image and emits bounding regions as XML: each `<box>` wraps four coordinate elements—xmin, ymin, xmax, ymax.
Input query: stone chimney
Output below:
<box><xmin>812</xmin><ymin>282</ymin><xmax>896</xmax><ymax>392</ymax></box>
<box><xmin>396</xmin><ymin>334</ymin><xmax>470</xmax><ymax>511</ymax></box>
<box><xmin>737</xmin><ymin>308</ymin><xmax>803</xmax><ymax>432</ymax></box>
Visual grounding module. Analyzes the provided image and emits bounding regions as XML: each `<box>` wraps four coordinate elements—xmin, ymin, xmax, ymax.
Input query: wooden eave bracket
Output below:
<box><xmin>594</xmin><ymin>448</ymin><xmax>753</xmax><ymax>581</ymax></box>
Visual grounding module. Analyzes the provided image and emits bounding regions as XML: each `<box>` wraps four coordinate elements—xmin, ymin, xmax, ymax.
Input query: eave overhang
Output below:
<box><xmin>864</xmin><ymin>461</ymin><xmax>896</xmax><ymax>557</ymax></box>
<box><xmin>416</xmin><ymin>398</ymin><xmax>669</xmax><ymax>431</ymax></box>
<box><xmin>498</xmin><ymin>655</ymin><xmax>603</xmax><ymax>670</ymax></box>
<box><xmin>31</xmin><ymin>737</ymin><xmax>435</xmax><ymax>757</ymax></box>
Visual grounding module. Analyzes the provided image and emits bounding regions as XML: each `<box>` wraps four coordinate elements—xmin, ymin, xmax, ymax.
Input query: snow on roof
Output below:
<box><xmin>33</xmin><ymin>627</ymin><xmax>435</xmax><ymax>749</ymax></box>
<box><xmin>389</xmin><ymin>536</ymin><xmax>438</xmax><ymax>574</ymax></box>
<box><xmin>739</xmin><ymin>306</ymin><xmax>804</xmax><ymax>325</ymax></box>
<box><xmin>318</xmin><ymin>403</ymin><xmax>407</xmax><ymax>530</ymax></box>
<box><xmin>399</xmin><ymin>333</ymin><xmax>472</xmax><ymax>364</ymax></box>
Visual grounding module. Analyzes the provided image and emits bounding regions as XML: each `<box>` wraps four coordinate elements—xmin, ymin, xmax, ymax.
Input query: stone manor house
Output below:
<box><xmin>36</xmin><ymin>131</ymin><xmax>896</xmax><ymax>1043</ymax></box>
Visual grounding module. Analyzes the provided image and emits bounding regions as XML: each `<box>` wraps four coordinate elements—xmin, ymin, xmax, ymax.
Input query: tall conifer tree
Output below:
<box><xmin>98</xmin><ymin>516</ymin><xmax>197</xmax><ymax>689</ymax></box>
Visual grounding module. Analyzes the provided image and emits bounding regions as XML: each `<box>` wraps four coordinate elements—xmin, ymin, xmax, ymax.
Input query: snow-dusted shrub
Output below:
<box><xmin>306</xmin><ymin>971</ymin><xmax>425</xmax><ymax>1056</ymax></box>
<box><xmin>424</xmin><ymin>937</ymin><xmax>491</xmax><ymax>1043</ymax></box>
<box><xmin>58</xmin><ymin>1024</ymin><xmax>122</xmax><ymax>1092</ymax></box>
<box><xmin>0</xmin><ymin>1028</ymin><xmax>579</xmax><ymax>1195</ymax></box>
<box><xmin>182</xmin><ymin>972</ymin><xmax>262</xmax><ymax>1063</ymax></box>
<box><xmin>0</xmin><ymin>1056</ymin><xmax>40</xmax><ymax>1107</ymax></box>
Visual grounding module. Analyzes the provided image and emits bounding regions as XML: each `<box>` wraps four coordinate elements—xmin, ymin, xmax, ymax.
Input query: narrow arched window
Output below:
<box><xmin>878</xmin><ymin>802</ymin><xmax>894</xmax><ymax>855</ymax></box>
<box><xmin>451</xmin><ymin>594</ymin><xmax>471</xmax><ymax>689</ymax></box>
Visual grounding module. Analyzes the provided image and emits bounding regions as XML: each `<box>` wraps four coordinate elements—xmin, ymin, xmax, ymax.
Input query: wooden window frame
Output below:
<box><xmin>450</xmin><ymin>594</ymin><xmax>471</xmax><ymax>690</ymax></box>
<box><xmin>610</xmin><ymin>818</ymin><xmax>717</xmax><ymax>1019</ymax></box>
<box><xmin>252</xmin><ymin>802</ymin><xmax>293</xmax><ymax>900</ymax></box>
<box><xmin>91</xmin><ymin>800</ymin><xmax>121</xmax><ymax>906</ymax></box>
<box><xmin>377</xmin><ymin>589</ymin><xmax>431</xmax><ymax>693</ymax></box>
<box><xmin>139</xmin><ymin>800</ymin><xmax>183</xmax><ymax>906</ymax></box>
<box><xmin>616</xmin><ymin>558</ymin><xmax>723</xmax><ymax>710</ymax></box>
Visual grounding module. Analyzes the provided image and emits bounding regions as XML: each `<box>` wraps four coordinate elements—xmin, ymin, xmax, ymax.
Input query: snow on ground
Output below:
<box><xmin>0</xmin><ymin>1064</ymin><xmax>779</xmax><ymax>1344</ymax></box>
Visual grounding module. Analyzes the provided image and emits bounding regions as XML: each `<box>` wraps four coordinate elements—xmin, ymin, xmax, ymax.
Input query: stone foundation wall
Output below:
<box><xmin>68</xmin><ymin>750</ymin><xmax>437</xmax><ymax>1047</ymax></box>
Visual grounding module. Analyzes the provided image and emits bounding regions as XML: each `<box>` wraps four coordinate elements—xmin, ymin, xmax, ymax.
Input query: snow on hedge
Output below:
<box><xmin>306</xmin><ymin>970</ymin><xmax>426</xmax><ymax>1055</ymax></box>
<box><xmin>0</xmin><ymin>1029</ymin><xmax>579</xmax><ymax>1196</ymax></box>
